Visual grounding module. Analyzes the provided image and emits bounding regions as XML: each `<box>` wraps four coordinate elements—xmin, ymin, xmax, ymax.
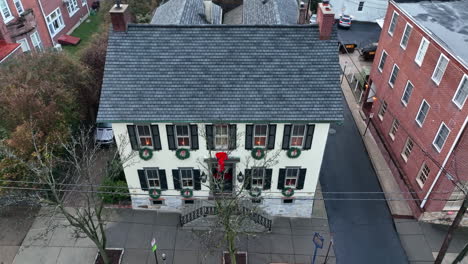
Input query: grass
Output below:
<box><xmin>62</xmin><ymin>10</ymin><xmax>106</xmax><ymax>56</ymax></box>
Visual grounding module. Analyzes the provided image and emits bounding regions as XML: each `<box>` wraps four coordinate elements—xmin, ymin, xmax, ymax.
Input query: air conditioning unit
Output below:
<box><xmin>54</xmin><ymin>43</ymin><xmax>62</xmax><ymax>51</ymax></box>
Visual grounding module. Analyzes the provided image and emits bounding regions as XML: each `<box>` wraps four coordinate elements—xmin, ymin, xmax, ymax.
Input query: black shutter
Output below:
<box><xmin>127</xmin><ymin>125</ymin><xmax>138</xmax><ymax>150</ymax></box>
<box><xmin>282</xmin><ymin>125</ymin><xmax>292</xmax><ymax>150</ymax></box>
<box><xmin>229</xmin><ymin>124</ymin><xmax>237</xmax><ymax>150</ymax></box>
<box><xmin>138</xmin><ymin>169</ymin><xmax>148</xmax><ymax>191</ymax></box>
<box><xmin>193</xmin><ymin>169</ymin><xmax>201</xmax><ymax>190</ymax></box>
<box><xmin>277</xmin><ymin>169</ymin><xmax>286</xmax><ymax>190</ymax></box>
<box><xmin>297</xmin><ymin>169</ymin><xmax>307</xmax><ymax>190</ymax></box>
<box><xmin>303</xmin><ymin>125</ymin><xmax>315</xmax><ymax>150</ymax></box>
<box><xmin>190</xmin><ymin>125</ymin><xmax>199</xmax><ymax>150</ymax></box>
<box><xmin>267</xmin><ymin>125</ymin><xmax>276</xmax><ymax>150</ymax></box>
<box><xmin>205</xmin><ymin>125</ymin><xmax>214</xmax><ymax>150</ymax></box>
<box><xmin>245</xmin><ymin>125</ymin><xmax>253</xmax><ymax>150</ymax></box>
<box><xmin>151</xmin><ymin>125</ymin><xmax>162</xmax><ymax>150</ymax></box>
<box><xmin>159</xmin><ymin>169</ymin><xmax>168</xmax><ymax>190</ymax></box>
<box><xmin>166</xmin><ymin>125</ymin><xmax>176</xmax><ymax>150</ymax></box>
<box><xmin>264</xmin><ymin>169</ymin><xmax>272</xmax><ymax>190</ymax></box>
<box><xmin>244</xmin><ymin>169</ymin><xmax>251</xmax><ymax>190</ymax></box>
<box><xmin>172</xmin><ymin>169</ymin><xmax>181</xmax><ymax>190</ymax></box>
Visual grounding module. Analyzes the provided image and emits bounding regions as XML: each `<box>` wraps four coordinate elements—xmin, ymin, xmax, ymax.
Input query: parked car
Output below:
<box><xmin>95</xmin><ymin>123</ymin><xmax>114</xmax><ymax>145</ymax></box>
<box><xmin>360</xmin><ymin>43</ymin><xmax>378</xmax><ymax>61</ymax></box>
<box><xmin>338</xmin><ymin>15</ymin><xmax>352</xmax><ymax>28</ymax></box>
<box><xmin>309</xmin><ymin>14</ymin><xmax>317</xmax><ymax>24</ymax></box>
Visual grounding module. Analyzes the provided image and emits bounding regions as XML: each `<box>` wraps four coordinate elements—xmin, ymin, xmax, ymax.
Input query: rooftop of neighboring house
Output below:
<box><xmin>0</xmin><ymin>40</ymin><xmax>20</xmax><ymax>63</ymax></box>
<box><xmin>394</xmin><ymin>0</ymin><xmax>468</xmax><ymax>67</ymax></box>
<box><xmin>150</xmin><ymin>0</ymin><xmax>223</xmax><ymax>24</ymax></box>
<box><xmin>96</xmin><ymin>24</ymin><xmax>343</xmax><ymax>123</ymax></box>
<box><xmin>228</xmin><ymin>0</ymin><xmax>299</xmax><ymax>25</ymax></box>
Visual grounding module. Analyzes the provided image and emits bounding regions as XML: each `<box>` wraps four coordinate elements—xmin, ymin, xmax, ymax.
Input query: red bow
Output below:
<box><xmin>215</xmin><ymin>152</ymin><xmax>228</xmax><ymax>173</ymax></box>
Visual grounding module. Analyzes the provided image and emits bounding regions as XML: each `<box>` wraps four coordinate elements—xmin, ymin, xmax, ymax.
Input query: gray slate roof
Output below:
<box><xmin>151</xmin><ymin>0</ymin><xmax>222</xmax><ymax>25</ymax></box>
<box><xmin>97</xmin><ymin>25</ymin><xmax>343</xmax><ymax>123</ymax></box>
<box><xmin>243</xmin><ymin>0</ymin><xmax>299</xmax><ymax>24</ymax></box>
<box><xmin>396</xmin><ymin>0</ymin><xmax>468</xmax><ymax>67</ymax></box>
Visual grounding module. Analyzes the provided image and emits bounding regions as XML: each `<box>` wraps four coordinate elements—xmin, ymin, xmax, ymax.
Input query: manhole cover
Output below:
<box><xmin>329</xmin><ymin>128</ymin><xmax>336</xmax><ymax>135</ymax></box>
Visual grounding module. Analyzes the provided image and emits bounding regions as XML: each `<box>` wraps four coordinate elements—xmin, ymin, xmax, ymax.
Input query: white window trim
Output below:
<box><xmin>285</xmin><ymin>167</ymin><xmax>300</xmax><ymax>188</ymax></box>
<box><xmin>388</xmin><ymin>64</ymin><xmax>399</xmax><ymax>88</ymax></box>
<box><xmin>136</xmin><ymin>124</ymin><xmax>153</xmax><ymax>149</ymax></box>
<box><xmin>0</xmin><ymin>0</ymin><xmax>14</xmax><ymax>23</ymax></box>
<box><xmin>378</xmin><ymin>101</ymin><xmax>387</xmax><ymax>121</ymax></box>
<box><xmin>415</xmin><ymin>100</ymin><xmax>430</xmax><ymax>127</ymax></box>
<box><xmin>30</xmin><ymin>31</ymin><xmax>43</xmax><ymax>51</ymax></box>
<box><xmin>431</xmin><ymin>53</ymin><xmax>449</xmax><ymax>86</ymax></box>
<box><xmin>452</xmin><ymin>74</ymin><xmax>468</xmax><ymax>109</ymax></box>
<box><xmin>46</xmin><ymin>8</ymin><xmax>65</xmax><ymax>38</ymax></box>
<box><xmin>388</xmin><ymin>11</ymin><xmax>399</xmax><ymax>36</ymax></box>
<box><xmin>145</xmin><ymin>169</ymin><xmax>160</xmax><ymax>189</ymax></box>
<box><xmin>251</xmin><ymin>167</ymin><xmax>266</xmax><ymax>188</ymax></box>
<box><xmin>414</xmin><ymin>37</ymin><xmax>429</xmax><ymax>66</ymax></box>
<box><xmin>401</xmin><ymin>137</ymin><xmax>413</xmax><ymax>162</ymax></box>
<box><xmin>214</xmin><ymin>124</ymin><xmax>229</xmax><ymax>150</ymax></box>
<box><xmin>401</xmin><ymin>80</ymin><xmax>414</xmax><ymax>107</ymax></box>
<box><xmin>378</xmin><ymin>50</ymin><xmax>387</xmax><ymax>73</ymax></box>
<box><xmin>66</xmin><ymin>0</ymin><xmax>79</xmax><ymax>17</ymax></box>
<box><xmin>289</xmin><ymin>124</ymin><xmax>306</xmax><ymax>148</ymax></box>
<box><xmin>416</xmin><ymin>163</ymin><xmax>430</xmax><ymax>188</ymax></box>
<box><xmin>175</xmin><ymin>124</ymin><xmax>190</xmax><ymax>148</ymax></box>
<box><xmin>16</xmin><ymin>38</ymin><xmax>30</xmax><ymax>52</ymax></box>
<box><xmin>399</xmin><ymin>23</ymin><xmax>413</xmax><ymax>50</ymax></box>
<box><xmin>13</xmin><ymin>0</ymin><xmax>24</xmax><ymax>14</ymax></box>
<box><xmin>389</xmin><ymin>119</ymin><xmax>399</xmax><ymax>141</ymax></box>
<box><xmin>253</xmin><ymin>124</ymin><xmax>268</xmax><ymax>147</ymax></box>
<box><xmin>179</xmin><ymin>168</ymin><xmax>194</xmax><ymax>189</ymax></box>
<box><xmin>432</xmin><ymin>122</ymin><xmax>451</xmax><ymax>153</ymax></box>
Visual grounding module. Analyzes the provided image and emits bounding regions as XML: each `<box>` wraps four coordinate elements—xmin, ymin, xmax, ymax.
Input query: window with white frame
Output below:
<box><xmin>0</xmin><ymin>0</ymin><xmax>13</xmax><ymax>22</ymax></box>
<box><xmin>433</xmin><ymin>123</ymin><xmax>450</xmax><ymax>152</ymax></box>
<box><xmin>175</xmin><ymin>125</ymin><xmax>190</xmax><ymax>148</ymax></box>
<box><xmin>452</xmin><ymin>75</ymin><xmax>468</xmax><ymax>109</ymax></box>
<box><xmin>214</xmin><ymin>124</ymin><xmax>229</xmax><ymax>149</ymax></box>
<box><xmin>46</xmin><ymin>8</ymin><xmax>65</xmax><ymax>37</ymax></box>
<box><xmin>30</xmin><ymin>31</ymin><xmax>43</xmax><ymax>51</ymax></box>
<box><xmin>400</xmin><ymin>23</ymin><xmax>412</xmax><ymax>49</ymax></box>
<box><xmin>13</xmin><ymin>0</ymin><xmax>23</xmax><ymax>14</ymax></box>
<box><xmin>414</xmin><ymin>37</ymin><xmax>429</xmax><ymax>66</ymax></box>
<box><xmin>145</xmin><ymin>169</ymin><xmax>160</xmax><ymax>188</ymax></box>
<box><xmin>444</xmin><ymin>182</ymin><xmax>467</xmax><ymax>211</ymax></box>
<box><xmin>416</xmin><ymin>163</ymin><xmax>430</xmax><ymax>187</ymax></box>
<box><xmin>290</xmin><ymin>124</ymin><xmax>306</xmax><ymax>147</ymax></box>
<box><xmin>415</xmin><ymin>100</ymin><xmax>430</xmax><ymax>126</ymax></box>
<box><xmin>16</xmin><ymin>38</ymin><xmax>30</xmax><ymax>52</ymax></box>
<box><xmin>401</xmin><ymin>81</ymin><xmax>414</xmax><ymax>106</ymax></box>
<box><xmin>180</xmin><ymin>169</ymin><xmax>194</xmax><ymax>188</ymax></box>
<box><xmin>378</xmin><ymin>51</ymin><xmax>387</xmax><ymax>72</ymax></box>
<box><xmin>401</xmin><ymin>137</ymin><xmax>414</xmax><ymax>162</ymax></box>
<box><xmin>358</xmin><ymin>1</ymin><xmax>364</xmax><ymax>11</ymax></box>
<box><xmin>431</xmin><ymin>54</ymin><xmax>449</xmax><ymax>85</ymax></box>
<box><xmin>388</xmin><ymin>11</ymin><xmax>399</xmax><ymax>36</ymax></box>
<box><xmin>251</xmin><ymin>167</ymin><xmax>265</xmax><ymax>188</ymax></box>
<box><xmin>285</xmin><ymin>168</ymin><xmax>299</xmax><ymax>188</ymax></box>
<box><xmin>388</xmin><ymin>64</ymin><xmax>399</xmax><ymax>87</ymax></box>
<box><xmin>253</xmin><ymin>124</ymin><xmax>268</xmax><ymax>147</ymax></box>
<box><xmin>65</xmin><ymin>0</ymin><xmax>79</xmax><ymax>16</ymax></box>
<box><xmin>136</xmin><ymin>125</ymin><xmax>153</xmax><ymax>148</ymax></box>
<box><xmin>389</xmin><ymin>119</ymin><xmax>400</xmax><ymax>140</ymax></box>
<box><xmin>378</xmin><ymin>101</ymin><xmax>388</xmax><ymax>120</ymax></box>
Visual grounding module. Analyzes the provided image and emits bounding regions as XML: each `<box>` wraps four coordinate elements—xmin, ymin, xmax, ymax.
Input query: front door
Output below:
<box><xmin>211</xmin><ymin>164</ymin><xmax>234</xmax><ymax>193</ymax></box>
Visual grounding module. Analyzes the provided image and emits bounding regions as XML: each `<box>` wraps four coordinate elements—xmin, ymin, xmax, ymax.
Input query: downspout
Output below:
<box><xmin>421</xmin><ymin>115</ymin><xmax>468</xmax><ymax>208</ymax></box>
<box><xmin>36</xmin><ymin>0</ymin><xmax>54</xmax><ymax>46</ymax></box>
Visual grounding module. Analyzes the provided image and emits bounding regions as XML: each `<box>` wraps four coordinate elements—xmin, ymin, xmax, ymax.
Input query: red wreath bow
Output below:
<box><xmin>215</xmin><ymin>152</ymin><xmax>228</xmax><ymax>173</ymax></box>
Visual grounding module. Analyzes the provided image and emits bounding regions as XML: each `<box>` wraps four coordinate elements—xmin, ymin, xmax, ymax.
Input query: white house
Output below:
<box><xmin>97</xmin><ymin>3</ymin><xmax>343</xmax><ymax>218</ymax></box>
<box><xmin>330</xmin><ymin>0</ymin><xmax>388</xmax><ymax>22</ymax></box>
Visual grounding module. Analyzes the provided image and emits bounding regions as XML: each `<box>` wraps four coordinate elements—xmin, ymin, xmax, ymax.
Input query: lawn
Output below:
<box><xmin>63</xmin><ymin>10</ymin><xmax>106</xmax><ymax>56</ymax></box>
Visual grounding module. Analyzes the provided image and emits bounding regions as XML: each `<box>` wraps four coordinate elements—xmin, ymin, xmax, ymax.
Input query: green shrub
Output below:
<box><xmin>99</xmin><ymin>178</ymin><xmax>130</xmax><ymax>204</ymax></box>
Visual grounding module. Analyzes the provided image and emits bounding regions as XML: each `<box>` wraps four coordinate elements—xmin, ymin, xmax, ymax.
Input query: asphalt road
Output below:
<box><xmin>320</xmin><ymin>104</ymin><xmax>409</xmax><ymax>264</ymax></box>
<box><xmin>337</xmin><ymin>21</ymin><xmax>382</xmax><ymax>48</ymax></box>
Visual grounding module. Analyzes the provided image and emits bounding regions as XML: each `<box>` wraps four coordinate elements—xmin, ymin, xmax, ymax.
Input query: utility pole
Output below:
<box><xmin>434</xmin><ymin>195</ymin><xmax>468</xmax><ymax>264</ymax></box>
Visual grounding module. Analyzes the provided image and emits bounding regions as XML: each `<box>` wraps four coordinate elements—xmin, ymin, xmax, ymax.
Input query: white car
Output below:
<box><xmin>95</xmin><ymin>123</ymin><xmax>114</xmax><ymax>145</ymax></box>
<box><xmin>309</xmin><ymin>14</ymin><xmax>317</xmax><ymax>24</ymax></box>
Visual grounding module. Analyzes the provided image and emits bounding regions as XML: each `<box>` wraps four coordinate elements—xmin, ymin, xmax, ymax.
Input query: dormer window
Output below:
<box><xmin>137</xmin><ymin>125</ymin><xmax>153</xmax><ymax>148</ymax></box>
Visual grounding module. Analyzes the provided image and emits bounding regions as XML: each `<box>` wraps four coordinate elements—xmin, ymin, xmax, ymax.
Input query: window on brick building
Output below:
<box><xmin>31</xmin><ymin>31</ymin><xmax>43</xmax><ymax>51</ymax></box>
<box><xmin>378</xmin><ymin>101</ymin><xmax>388</xmax><ymax>120</ymax></box>
<box><xmin>431</xmin><ymin>54</ymin><xmax>449</xmax><ymax>85</ymax></box>
<box><xmin>433</xmin><ymin>123</ymin><xmax>450</xmax><ymax>152</ymax></box>
<box><xmin>401</xmin><ymin>137</ymin><xmax>414</xmax><ymax>162</ymax></box>
<box><xmin>401</xmin><ymin>81</ymin><xmax>414</xmax><ymax>106</ymax></box>
<box><xmin>13</xmin><ymin>0</ymin><xmax>24</xmax><ymax>14</ymax></box>
<box><xmin>389</xmin><ymin>119</ymin><xmax>400</xmax><ymax>140</ymax></box>
<box><xmin>444</xmin><ymin>182</ymin><xmax>467</xmax><ymax>211</ymax></box>
<box><xmin>452</xmin><ymin>75</ymin><xmax>468</xmax><ymax>109</ymax></box>
<box><xmin>378</xmin><ymin>51</ymin><xmax>387</xmax><ymax>72</ymax></box>
<box><xmin>0</xmin><ymin>0</ymin><xmax>13</xmax><ymax>22</ymax></box>
<box><xmin>415</xmin><ymin>100</ymin><xmax>430</xmax><ymax>127</ymax></box>
<box><xmin>400</xmin><ymin>23</ymin><xmax>412</xmax><ymax>49</ymax></box>
<box><xmin>388</xmin><ymin>11</ymin><xmax>399</xmax><ymax>36</ymax></box>
<box><xmin>65</xmin><ymin>0</ymin><xmax>79</xmax><ymax>16</ymax></box>
<box><xmin>46</xmin><ymin>8</ymin><xmax>65</xmax><ymax>37</ymax></box>
<box><xmin>388</xmin><ymin>64</ymin><xmax>399</xmax><ymax>87</ymax></box>
<box><xmin>415</xmin><ymin>37</ymin><xmax>429</xmax><ymax>66</ymax></box>
<box><xmin>416</xmin><ymin>163</ymin><xmax>430</xmax><ymax>187</ymax></box>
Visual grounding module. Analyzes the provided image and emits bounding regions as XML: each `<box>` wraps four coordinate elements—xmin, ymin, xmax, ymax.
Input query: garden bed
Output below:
<box><xmin>223</xmin><ymin>251</ymin><xmax>247</xmax><ymax>264</ymax></box>
<box><xmin>95</xmin><ymin>249</ymin><xmax>124</xmax><ymax>264</ymax></box>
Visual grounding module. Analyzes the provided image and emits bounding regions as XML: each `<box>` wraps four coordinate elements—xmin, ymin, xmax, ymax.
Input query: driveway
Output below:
<box><xmin>337</xmin><ymin>21</ymin><xmax>382</xmax><ymax>48</ymax></box>
<box><xmin>319</xmin><ymin>104</ymin><xmax>409</xmax><ymax>264</ymax></box>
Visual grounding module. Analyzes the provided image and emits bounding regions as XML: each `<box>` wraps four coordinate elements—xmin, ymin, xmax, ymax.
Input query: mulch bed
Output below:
<box><xmin>95</xmin><ymin>249</ymin><xmax>123</xmax><ymax>264</ymax></box>
<box><xmin>223</xmin><ymin>252</ymin><xmax>247</xmax><ymax>264</ymax></box>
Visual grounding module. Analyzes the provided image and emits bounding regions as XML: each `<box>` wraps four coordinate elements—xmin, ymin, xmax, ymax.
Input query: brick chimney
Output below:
<box><xmin>109</xmin><ymin>4</ymin><xmax>131</xmax><ymax>32</ymax></box>
<box><xmin>297</xmin><ymin>1</ymin><xmax>309</xmax><ymax>24</ymax></box>
<box><xmin>316</xmin><ymin>1</ymin><xmax>335</xmax><ymax>40</ymax></box>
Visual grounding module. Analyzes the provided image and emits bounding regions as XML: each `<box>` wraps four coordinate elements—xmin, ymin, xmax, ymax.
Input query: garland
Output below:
<box><xmin>249</xmin><ymin>187</ymin><xmax>262</xmax><ymax>198</ymax></box>
<box><xmin>149</xmin><ymin>189</ymin><xmax>161</xmax><ymax>199</ymax></box>
<box><xmin>139</xmin><ymin>148</ymin><xmax>153</xmax><ymax>160</ymax></box>
<box><xmin>286</xmin><ymin>147</ymin><xmax>301</xmax><ymax>159</ymax></box>
<box><xmin>282</xmin><ymin>187</ymin><xmax>295</xmax><ymax>197</ymax></box>
<box><xmin>251</xmin><ymin>147</ymin><xmax>265</xmax><ymax>160</ymax></box>
<box><xmin>181</xmin><ymin>188</ymin><xmax>193</xmax><ymax>198</ymax></box>
<box><xmin>176</xmin><ymin>148</ymin><xmax>190</xmax><ymax>160</ymax></box>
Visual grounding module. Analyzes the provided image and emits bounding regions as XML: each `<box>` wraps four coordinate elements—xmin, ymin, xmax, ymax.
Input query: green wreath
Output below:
<box><xmin>139</xmin><ymin>148</ymin><xmax>153</xmax><ymax>160</ymax></box>
<box><xmin>249</xmin><ymin>187</ymin><xmax>262</xmax><ymax>197</ymax></box>
<box><xmin>149</xmin><ymin>189</ymin><xmax>161</xmax><ymax>199</ymax></box>
<box><xmin>286</xmin><ymin>147</ymin><xmax>301</xmax><ymax>159</ymax></box>
<box><xmin>181</xmin><ymin>188</ymin><xmax>193</xmax><ymax>198</ymax></box>
<box><xmin>282</xmin><ymin>187</ymin><xmax>295</xmax><ymax>197</ymax></box>
<box><xmin>176</xmin><ymin>148</ymin><xmax>190</xmax><ymax>160</ymax></box>
<box><xmin>251</xmin><ymin>147</ymin><xmax>265</xmax><ymax>160</ymax></box>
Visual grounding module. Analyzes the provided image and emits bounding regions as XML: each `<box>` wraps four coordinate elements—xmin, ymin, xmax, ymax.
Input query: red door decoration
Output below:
<box><xmin>215</xmin><ymin>152</ymin><xmax>228</xmax><ymax>173</ymax></box>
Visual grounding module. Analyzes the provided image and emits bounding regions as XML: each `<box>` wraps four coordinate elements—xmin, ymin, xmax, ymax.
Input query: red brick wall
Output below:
<box><xmin>368</xmin><ymin>2</ymin><xmax>468</xmax><ymax>213</ymax></box>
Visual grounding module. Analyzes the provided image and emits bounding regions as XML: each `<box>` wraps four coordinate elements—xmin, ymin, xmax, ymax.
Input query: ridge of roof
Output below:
<box><xmin>126</xmin><ymin>23</ymin><xmax>319</xmax><ymax>28</ymax></box>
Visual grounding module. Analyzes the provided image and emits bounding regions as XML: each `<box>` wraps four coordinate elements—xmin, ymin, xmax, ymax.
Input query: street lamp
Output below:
<box><xmin>200</xmin><ymin>172</ymin><xmax>207</xmax><ymax>183</ymax></box>
<box><xmin>237</xmin><ymin>172</ymin><xmax>244</xmax><ymax>182</ymax></box>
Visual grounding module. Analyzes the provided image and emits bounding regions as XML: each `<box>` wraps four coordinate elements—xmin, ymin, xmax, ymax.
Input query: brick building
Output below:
<box><xmin>366</xmin><ymin>0</ymin><xmax>468</xmax><ymax>219</ymax></box>
<box><xmin>0</xmin><ymin>0</ymin><xmax>91</xmax><ymax>61</ymax></box>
